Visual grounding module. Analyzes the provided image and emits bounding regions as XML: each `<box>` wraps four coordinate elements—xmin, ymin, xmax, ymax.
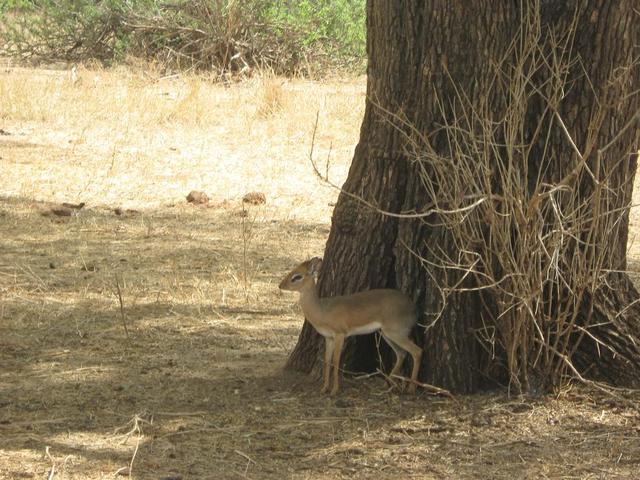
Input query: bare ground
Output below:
<box><xmin>1</xmin><ymin>65</ymin><xmax>640</xmax><ymax>479</ymax></box>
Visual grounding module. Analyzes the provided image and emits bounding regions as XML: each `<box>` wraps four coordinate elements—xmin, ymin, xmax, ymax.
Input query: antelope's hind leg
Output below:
<box><xmin>381</xmin><ymin>332</ymin><xmax>408</xmax><ymax>391</ymax></box>
<box><xmin>383</xmin><ymin>330</ymin><xmax>422</xmax><ymax>394</ymax></box>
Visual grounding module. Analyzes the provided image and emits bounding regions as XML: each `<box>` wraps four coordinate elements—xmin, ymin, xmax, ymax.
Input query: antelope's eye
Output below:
<box><xmin>291</xmin><ymin>274</ymin><xmax>304</xmax><ymax>283</ymax></box>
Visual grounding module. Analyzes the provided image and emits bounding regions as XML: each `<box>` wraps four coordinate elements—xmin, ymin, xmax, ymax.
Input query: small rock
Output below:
<box><xmin>186</xmin><ymin>190</ymin><xmax>209</xmax><ymax>205</ymax></box>
<box><xmin>546</xmin><ymin>416</ymin><xmax>559</xmax><ymax>425</ymax></box>
<box><xmin>509</xmin><ymin>403</ymin><xmax>532</xmax><ymax>414</ymax></box>
<box><xmin>61</xmin><ymin>201</ymin><xmax>85</xmax><ymax>210</ymax></box>
<box><xmin>7</xmin><ymin>472</ymin><xmax>33</xmax><ymax>479</ymax></box>
<box><xmin>49</xmin><ymin>206</ymin><xmax>73</xmax><ymax>217</ymax></box>
<box><xmin>40</xmin><ymin>202</ymin><xmax>82</xmax><ymax>217</ymax></box>
<box><xmin>470</xmin><ymin>416</ymin><xmax>491</xmax><ymax>427</ymax></box>
<box><xmin>114</xmin><ymin>207</ymin><xmax>140</xmax><ymax>217</ymax></box>
<box><xmin>242</xmin><ymin>191</ymin><xmax>266</xmax><ymax>205</ymax></box>
<box><xmin>334</xmin><ymin>398</ymin><xmax>355</xmax><ymax>408</ymax></box>
<box><xmin>344</xmin><ymin>447</ymin><xmax>365</xmax><ymax>455</ymax></box>
<box><xmin>49</xmin><ymin>262</ymin><xmax>56</xmax><ymax>269</ymax></box>
<box><xmin>385</xmin><ymin>435</ymin><xmax>405</xmax><ymax>445</ymax></box>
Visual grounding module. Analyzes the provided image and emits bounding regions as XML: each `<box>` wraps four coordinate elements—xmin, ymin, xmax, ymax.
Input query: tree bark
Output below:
<box><xmin>575</xmin><ymin>274</ymin><xmax>640</xmax><ymax>387</ymax></box>
<box><xmin>287</xmin><ymin>1</ymin><xmax>640</xmax><ymax>393</ymax></box>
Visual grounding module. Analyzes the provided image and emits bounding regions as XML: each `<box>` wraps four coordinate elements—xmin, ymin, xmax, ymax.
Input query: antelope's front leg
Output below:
<box><xmin>322</xmin><ymin>337</ymin><xmax>335</xmax><ymax>393</ymax></box>
<box><xmin>330</xmin><ymin>334</ymin><xmax>345</xmax><ymax>396</ymax></box>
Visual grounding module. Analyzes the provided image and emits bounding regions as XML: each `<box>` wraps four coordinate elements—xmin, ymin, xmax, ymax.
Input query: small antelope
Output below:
<box><xmin>279</xmin><ymin>257</ymin><xmax>422</xmax><ymax>395</ymax></box>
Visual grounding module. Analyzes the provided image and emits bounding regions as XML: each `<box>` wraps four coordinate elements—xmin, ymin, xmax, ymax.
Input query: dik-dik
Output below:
<box><xmin>279</xmin><ymin>257</ymin><xmax>422</xmax><ymax>395</ymax></box>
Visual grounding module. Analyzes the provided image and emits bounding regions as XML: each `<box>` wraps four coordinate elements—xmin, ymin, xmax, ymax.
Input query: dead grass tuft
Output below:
<box><xmin>255</xmin><ymin>73</ymin><xmax>287</xmax><ymax>118</ymax></box>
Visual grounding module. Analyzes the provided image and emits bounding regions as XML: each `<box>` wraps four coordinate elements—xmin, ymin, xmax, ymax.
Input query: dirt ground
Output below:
<box><xmin>1</xmin><ymin>65</ymin><xmax>640</xmax><ymax>479</ymax></box>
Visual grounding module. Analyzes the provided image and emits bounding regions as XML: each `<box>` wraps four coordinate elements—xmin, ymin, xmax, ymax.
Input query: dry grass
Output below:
<box><xmin>1</xmin><ymin>63</ymin><xmax>640</xmax><ymax>479</ymax></box>
<box><xmin>0</xmin><ymin>63</ymin><xmax>361</xmax><ymax>215</ymax></box>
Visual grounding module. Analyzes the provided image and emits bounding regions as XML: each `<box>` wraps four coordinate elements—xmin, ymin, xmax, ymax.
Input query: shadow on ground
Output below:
<box><xmin>1</xmin><ymin>197</ymin><xmax>640</xmax><ymax>479</ymax></box>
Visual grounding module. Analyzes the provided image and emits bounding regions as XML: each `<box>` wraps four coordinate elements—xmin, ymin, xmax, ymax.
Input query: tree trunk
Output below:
<box><xmin>575</xmin><ymin>274</ymin><xmax>640</xmax><ymax>387</ymax></box>
<box><xmin>287</xmin><ymin>1</ymin><xmax>640</xmax><ymax>393</ymax></box>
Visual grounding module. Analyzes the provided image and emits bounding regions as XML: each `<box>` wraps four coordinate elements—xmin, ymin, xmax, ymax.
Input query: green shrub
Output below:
<box><xmin>2</xmin><ymin>0</ymin><xmax>132</xmax><ymax>62</ymax></box>
<box><xmin>0</xmin><ymin>0</ymin><xmax>35</xmax><ymax>10</ymax></box>
<box><xmin>0</xmin><ymin>0</ymin><xmax>366</xmax><ymax>75</ymax></box>
<box><xmin>266</xmin><ymin>0</ymin><xmax>366</xmax><ymax>63</ymax></box>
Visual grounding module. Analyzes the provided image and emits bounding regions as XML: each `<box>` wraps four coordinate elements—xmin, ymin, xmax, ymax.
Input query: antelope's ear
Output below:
<box><xmin>308</xmin><ymin>257</ymin><xmax>323</xmax><ymax>276</ymax></box>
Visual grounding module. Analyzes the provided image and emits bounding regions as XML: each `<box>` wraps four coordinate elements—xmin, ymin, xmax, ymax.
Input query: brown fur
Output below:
<box><xmin>280</xmin><ymin>257</ymin><xmax>422</xmax><ymax>395</ymax></box>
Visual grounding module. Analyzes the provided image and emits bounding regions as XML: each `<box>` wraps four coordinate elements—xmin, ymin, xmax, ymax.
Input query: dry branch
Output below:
<box><xmin>394</xmin><ymin>6</ymin><xmax>640</xmax><ymax>393</ymax></box>
<box><xmin>114</xmin><ymin>273</ymin><xmax>130</xmax><ymax>340</ymax></box>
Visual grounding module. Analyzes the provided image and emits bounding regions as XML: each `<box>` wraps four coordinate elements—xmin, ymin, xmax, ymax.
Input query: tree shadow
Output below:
<box><xmin>1</xmin><ymin>197</ymin><xmax>639</xmax><ymax>478</ymax></box>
